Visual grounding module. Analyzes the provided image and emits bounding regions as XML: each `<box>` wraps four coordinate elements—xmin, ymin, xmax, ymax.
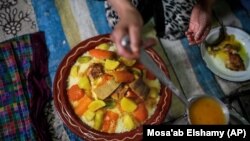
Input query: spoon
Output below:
<box><xmin>204</xmin><ymin>10</ymin><xmax>226</xmax><ymax>47</ymax></box>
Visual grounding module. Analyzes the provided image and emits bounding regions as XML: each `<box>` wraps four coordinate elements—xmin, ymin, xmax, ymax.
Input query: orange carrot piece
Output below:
<box><xmin>101</xmin><ymin>119</ymin><xmax>109</xmax><ymax>132</ymax></box>
<box><xmin>133</xmin><ymin>103</ymin><xmax>148</xmax><ymax>123</ymax></box>
<box><xmin>146</xmin><ymin>69</ymin><xmax>156</xmax><ymax>80</ymax></box>
<box><xmin>89</xmin><ymin>49</ymin><xmax>113</xmax><ymax>59</ymax></box>
<box><xmin>133</xmin><ymin>62</ymin><xmax>145</xmax><ymax>70</ymax></box>
<box><xmin>74</xmin><ymin>95</ymin><xmax>93</xmax><ymax>116</ymax></box>
<box><xmin>112</xmin><ymin>70</ymin><xmax>134</xmax><ymax>83</ymax></box>
<box><xmin>101</xmin><ymin>110</ymin><xmax>119</xmax><ymax>133</ymax></box>
<box><xmin>67</xmin><ymin>85</ymin><xmax>85</xmax><ymax>101</ymax></box>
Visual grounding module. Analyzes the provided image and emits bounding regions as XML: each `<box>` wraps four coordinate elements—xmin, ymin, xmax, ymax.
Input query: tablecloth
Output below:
<box><xmin>0</xmin><ymin>0</ymin><xmax>250</xmax><ymax>140</ymax></box>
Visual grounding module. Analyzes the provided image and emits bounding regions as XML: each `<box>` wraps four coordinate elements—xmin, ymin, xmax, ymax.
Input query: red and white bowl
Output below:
<box><xmin>53</xmin><ymin>34</ymin><xmax>172</xmax><ymax>141</ymax></box>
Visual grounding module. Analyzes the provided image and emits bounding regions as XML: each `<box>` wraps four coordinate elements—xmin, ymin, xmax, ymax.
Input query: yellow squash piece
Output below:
<box><xmin>123</xmin><ymin>114</ymin><xmax>135</xmax><ymax>130</ymax></box>
<box><xmin>96</xmin><ymin>43</ymin><xmax>110</xmax><ymax>50</ymax></box>
<box><xmin>78</xmin><ymin>76</ymin><xmax>91</xmax><ymax>90</ymax></box>
<box><xmin>77</xmin><ymin>56</ymin><xmax>91</xmax><ymax>64</ymax></box>
<box><xmin>93</xmin><ymin>110</ymin><xmax>105</xmax><ymax>130</ymax></box>
<box><xmin>121</xmin><ymin>97</ymin><xmax>137</xmax><ymax>112</ymax></box>
<box><xmin>144</xmin><ymin>78</ymin><xmax>161</xmax><ymax>93</ymax></box>
<box><xmin>83</xmin><ymin>110</ymin><xmax>95</xmax><ymax>121</ymax></box>
<box><xmin>148</xmin><ymin>87</ymin><xmax>158</xmax><ymax>98</ymax></box>
<box><xmin>70</xmin><ymin>65</ymin><xmax>78</xmax><ymax>78</ymax></box>
<box><xmin>104</xmin><ymin>59</ymin><xmax>120</xmax><ymax>70</ymax></box>
<box><xmin>120</xmin><ymin>57</ymin><xmax>136</xmax><ymax>66</ymax></box>
<box><xmin>88</xmin><ymin>100</ymin><xmax>106</xmax><ymax>112</ymax></box>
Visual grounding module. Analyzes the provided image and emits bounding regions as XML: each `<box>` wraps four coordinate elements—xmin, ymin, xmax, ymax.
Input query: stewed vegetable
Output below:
<box><xmin>67</xmin><ymin>42</ymin><xmax>161</xmax><ymax>133</ymax></box>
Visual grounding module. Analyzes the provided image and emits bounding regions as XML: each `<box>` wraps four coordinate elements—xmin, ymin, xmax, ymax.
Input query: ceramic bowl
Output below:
<box><xmin>201</xmin><ymin>26</ymin><xmax>250</xmax><ymax>82</ymax></box>
<box><xmin>53</xmin><ymin>34</ymin><xmax>172</xmax><ymax>141</ymax></box>
<box><xmin>186</xmin><ymin>95</ymin><xmax>230</xmax><ymax>125</ymax></box>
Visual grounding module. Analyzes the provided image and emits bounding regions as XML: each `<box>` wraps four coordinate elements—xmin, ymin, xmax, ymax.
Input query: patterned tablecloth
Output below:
<box><xmin>0</xmin><ymin>0</ymin><xmax>250</xmax><ymax>140</ymax></box>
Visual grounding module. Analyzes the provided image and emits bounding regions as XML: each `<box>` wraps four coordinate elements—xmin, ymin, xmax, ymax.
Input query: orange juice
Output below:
<box><xmin>188</xmin><ymin>96</ymin><xmax>229</xmax><ymax>125</ymax></box>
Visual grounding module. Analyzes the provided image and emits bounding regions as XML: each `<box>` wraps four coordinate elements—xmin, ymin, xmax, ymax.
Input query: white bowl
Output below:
<box><xmin>201</xmin><ymin>26</ymin><xmax>250</xmax><ymax>82</ymax></box>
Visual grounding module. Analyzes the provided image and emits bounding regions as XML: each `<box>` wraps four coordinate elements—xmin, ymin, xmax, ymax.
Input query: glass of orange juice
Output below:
<box><xmin>187</xmin><ymin>95</ymin><xmax>230</xmax><ymax>125</ymax></box>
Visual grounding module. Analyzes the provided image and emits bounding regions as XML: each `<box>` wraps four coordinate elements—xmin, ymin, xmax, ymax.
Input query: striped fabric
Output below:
<box><xmin>54</xmin><ymin>0</ymin><xmax>111</xmax><ymax>48</ymax></box>
<box><xmin>31</xmin><ymin>0</ymin><xmax>71</xmax><ymax>81</ymax></box>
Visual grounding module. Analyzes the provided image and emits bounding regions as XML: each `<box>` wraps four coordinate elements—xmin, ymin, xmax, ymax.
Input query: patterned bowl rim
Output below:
<box><xmin>53</xmin><ymin>34</ymin><xmax>172</xmax><ymax>141</ymax></box>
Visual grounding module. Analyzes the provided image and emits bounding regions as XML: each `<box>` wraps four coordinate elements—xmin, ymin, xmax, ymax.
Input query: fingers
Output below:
<box><xmin>186</xmin><ymin>26</ymin><xmax>210</xmax><ymax>45</ymax></box>
<box><xmin>185</xmin><ymin>31</ymin><xmax>196</xmax><ymax>45</ymax></box>
<box><xmin>129</xmin><ymin>24</ymin><xmax>141</xmax><ymax>57</ymax></box>
<box><xmin>195</xmin><ymin>24</ymin><xmax>210</xmax><ymax>41</ymax></box>
<box><xmin>111</xmin><ymin>25</ymin><xmax>136</xmax><ymax>58</ymax></box>
<box><xmin>186</xmin><ymin>24</ymin><xmax>197</xmax><ymax>45</ymax></box>
<box><xmin>111</xmin><ymin>26</ymin><xmax>127</xmax><ymax>56</ymax></box>
<box><xmin>111</xmin><ymin>23</ymin><xmax>143</xmax><ymax>59</ymax></box>
<box><xmin>194</xmin><ymin>27</ymin><xmax>210</xmax><ymax>44</ymax></box>
<box><xmin>111</xmin><ymin>28</ymin><xmax>156</xmax><ymax>59</ymax></box>
<box><xmin>201</xmin><ymin>26</ymin><xmax>210</xmax><ymax>40</ymax></box>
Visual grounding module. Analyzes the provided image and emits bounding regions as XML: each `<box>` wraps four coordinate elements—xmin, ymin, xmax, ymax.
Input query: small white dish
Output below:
<box><xmin>201</xmin><ymin>26</ymin><xmax>250</xmax><ymax>82</ymax></box>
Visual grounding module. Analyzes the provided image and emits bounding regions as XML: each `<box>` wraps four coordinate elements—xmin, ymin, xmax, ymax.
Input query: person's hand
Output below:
<box><xmin>108</xmin><ymin>0</ymin><xmax>143</xmax><ymax>58</ymax></box>
<box><xmin>111</xmin><ymin>7</ymin><xmax>143</xmax><ymax>58</ymax></box>
<box><xmin>185</xmin><ymin>4</ymin><xmax>212</xmax><ymax>45</ymax></box>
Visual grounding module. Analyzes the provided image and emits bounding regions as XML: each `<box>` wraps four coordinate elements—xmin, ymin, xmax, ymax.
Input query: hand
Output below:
<box><xmin>185</xmin><ymin>4</ymin><xmax>212</xmax><ymax>45</ymax></box>
<box><xmin>108</xmin><ymin>0</ymin><xmax>143</xmax><ymax>58</ymax></box>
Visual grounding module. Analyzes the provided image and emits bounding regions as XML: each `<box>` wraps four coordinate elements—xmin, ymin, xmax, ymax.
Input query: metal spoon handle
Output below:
<box><xmin>213</xmin><ymin>10</ymin><xmax>224</xmax><ymax>29</ymax></box>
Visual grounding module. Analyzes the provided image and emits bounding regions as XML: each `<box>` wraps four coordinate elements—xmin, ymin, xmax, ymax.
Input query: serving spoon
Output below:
<box><xmin>204</xmin><ymin>10</ymin><xmax>226</xmax><ymax>47</ymax></box>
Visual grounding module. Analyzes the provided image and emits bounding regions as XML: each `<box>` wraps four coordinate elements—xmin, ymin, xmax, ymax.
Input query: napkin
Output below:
<box><xmin>0</xmin><ymin>32</ymin><xmax>51</xmax><ymax>140</ymax></box>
